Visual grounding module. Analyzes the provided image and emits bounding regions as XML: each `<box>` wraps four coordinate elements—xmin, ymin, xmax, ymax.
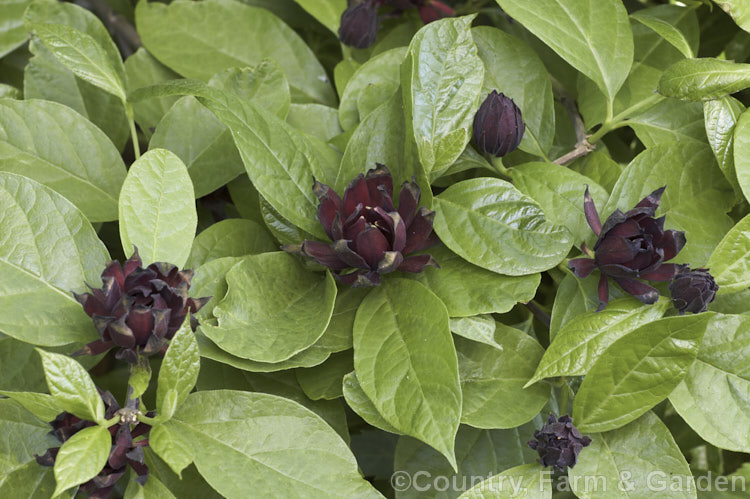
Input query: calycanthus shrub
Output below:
<box><xmin>1</xmin><ymin>0</ymin><xmax>750</xmax><ymax>497</ymax></box>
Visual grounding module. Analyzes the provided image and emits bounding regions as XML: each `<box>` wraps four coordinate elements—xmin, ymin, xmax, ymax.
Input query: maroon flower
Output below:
<box><xmin>669</xmin><ymin>267</ymin><xmax>718</xmax><ymax>314</ymax></box>
<box><xmin>569</xmin><ymin>187</ymin><xmax>685</xmax><ymax>310</ymax></box>
<box><xmin>473</xmin><ymin>91</ymin><xmax>525</xmax><ymax>157</ymax></box>
<box><xmin>415</xmin><ymin>0</ymin><xmax>455</xmax><ymax>23</ymax></box>
<box><xmin>285</xmin><ymin>164</ymin><xmax>439</xmax><ymax>287</ymax></box>
<box><xmin>35</xmin><ymin>391</ymin><xmax>151</xmax><ymax>499</ymax></box>
<box><xmin>74</xmin><ymin>250</ymin><xmax>210</xmax><ymax>363</ymax></box>
<box><xmin>528</xmin><ymin>414</ymin><xmax>591</xmax><ymax>472</ymax></box>
<box><xmin>338</xmin><ymin>1</ymin><xmax>379</xmax><ymax>48</ymax></box>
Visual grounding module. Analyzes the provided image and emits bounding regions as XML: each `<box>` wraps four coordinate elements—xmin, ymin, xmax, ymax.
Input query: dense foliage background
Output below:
<box><xmin>2</xmin><ymin>0</ymin><xmax>750</xmax><ymax>497</ymax></box>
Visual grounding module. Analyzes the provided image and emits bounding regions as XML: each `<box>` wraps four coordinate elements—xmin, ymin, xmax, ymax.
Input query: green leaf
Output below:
<box><xmin>149</xmin><ymin>422</ymin><xmax>194</xmax><ymax>478</ymax></box>
<box><xmin>529</xmin><ymin>298</ymin><xmax>668</xmax><ymax>385</ymax></box>
<box><xmin>0</xmin><ymin>0</ymin><xmax>32</xmax><ymax>58</ymax></box>
<box><xmin>603</xmin><ymin>142</ymin><xmax>733</xmax><ymax>265</ymax></box>
<box><xmin>0</xmin><ymin>172</ymin><xmax>108</xmax><ymax>346</ymax></box>
<box><xmin>450</xmin><ymin>315</ymin><xmax>500</xmax><ymax>350</ymax></box>
<box><xmin>732</xmin><ymin>107</ymin><xmax>750</xmax><ymax>205</ymax></box>
<box><xmin>315</xmin><ymin>286</ymin><xmax>368</xmax><ymax>355</ymax></box>
<box><xmin>707</xmin><ymin>213</ymin><xmax>750</xmax><ymax>294</ymax></box>
<box><xmin>457</xmin><ymin>327</ymin><xmax>549</xmax><ymax>429</ymax></box>
<box><xmin>203</xmin><ymin>252</ymin><xmax>337</xmax><ymax>362</ymax></box>
<box><xmin>550</xmin><ymin>273</ymin><xmax>604</xmax><ymax>340</ymax></box>
<box><xmin>401</xmin><ymin>16</ymin><xmax>484</xmax><ymax>175</ymax></box>
<box><xmin>658</xmin><ymin>58</ymin><xmax>750</xmax><ymax>101</ymax></box>
<box><xmin>124</xmin><ymin>472</ymin><xmax>177</xmax><ymax>499</ymax></box>
<box><xmin>287</xmin><ymin>103</ymin><xmax>342</xmax><ymax>142</ymax></box>
<box><xmin>157</xmin><ymin>317</ymin><xmax>200</xmax><ymax>421</ymax></box>
<box><xmin>128</xmin><ymin>357</ymin><xmax>152</xmax><ymax>399</ymax></box>
<box><xmin>119</xmin><ymin>148</ymin><xmax>197</xmax><ymax>268</ymax></box>
<box><xmin>410</xmin><ymin>245</ymin><xmax>540</xmax><ymax>318</ymax></box>
<box><xmin>0</xmin><ymin>399</ymin><xmax>59</xmax><ymax>498</ymax></box>
<box><xmin>669</xmin><ymin>313</ymin><xmax>750</xmax><ymax>453</ymax></box>
<box><xmin>0</xmin><ymin>391</ymin><xmax>61</xmax><ymax>422</ymax></box>
<box><xmin>52</xmin><ymin>425</ymin><xmax>110</xmax><ymax>497</ymax></box>
<box><xmin>296</xmin><ymin>351</ymin><xmax>353</xmax><ymax>401</ymax></box>
<box><xmin>628</xmin><ymin>98</ymin><xmax>707</xmax><ymax>149</ymax></box>
<box><xmin>473</xmin><ymin>26</ymin><xmax>555</xmax><ymax>157</ymax></box>
<box><xmin>37</xmin><ymin>349</ymin><xmax>104</xmax><ymax>423</ymax></box>
<box><xmin>572</xmin><ymin>314</ymin><xmax>710</xmax><ymax>433</ymax></box>
<box><xmin>433</xmin><ymin>178</ymin><xmax>572</xmax><ymax>276</ymax></box>
<box><xmin>568</xmin><ymin>151</ymin><xmax>622</xmax><ymax>194</ymax></box>
<box><xmin>0</xmin><ymin>336</ymin><xmax>47</xmax><ymax>392</ymax></box>
<box><xmin>457</xmin><ymin>463</ymin><xmax>551</xmax><ymax>499</ymax></box>
<box><xmin>170</xmin><ymin>390</ymin><xmax>380</xmax><ymax>497</ymax></box>
<box><xmin>341</xmin><ymin>371</ymin><xmax>401</xmax><ymax>434</ymax></box>
<box><xmin>135</xmin><ymin>0</ymin><xmax>335</xmax><ymax>105</ymax></box>
<box><xmin>189</xmin><ymin>256</ymin><xmax>242</xmax><ymax>319</ymax></box>
<box><xmin>0</xmin><ymin>98</ymin><xmax>126</xmax><ymax>221</ymax></box>
<box><xmin>186</xmin><ymin>218</ymin><xmax>276</xmax><ymax>268</ymax></box>
<box><xmin>353</xmin><ymin>279</ymin><xmax>461</xmax><ymax>470</ymax></box>
<box><xmin>705</xmin><ymin>96</ymin><xmax>745</xmax><ymax>196</ymax></box>
<box><xmin>394</xmin><ymin>424</ymin><xmax>538</xmax><ymax>499</ymax></box>
<box><xmin>338</xmin><ymin>47</ymin><xmax>406</xmax><ymax>131</ymax></box>
<box><xmin>568</xmin><ymin>411</ymin><xmax>696</xmax><ymax>499</ymax></box>
<box><xmin>495</xmin><ymin>0</ymin><xmax>633</xmax><ymax>107</ymax></box>
<box><xmin>292</xmin><ymin>0</ymin><xmax>346</xmax><ymax>34</ymax></box>
<box><xmin>712</xmin><ymin>1</ymin><xmax>750</xmax><ymax>34</ymax></box>
<box><xmin>208</xmin><ymin>60</ymin><xmax>291</xmax><ymax>119</ymax></box>
<box><xmin>512</xmin><ymin>162</ymin><xmax>608</xmax><ymax>245</ymax></box>
<box><xmin>631</xmin><ymin>11</ymin><xmax>694</xmax><ymax>58</ymax></box>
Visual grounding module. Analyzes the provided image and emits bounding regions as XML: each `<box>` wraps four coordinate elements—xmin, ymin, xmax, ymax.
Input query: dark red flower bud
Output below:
<box><xmin>74</xmin><ymin>249</ymin><xmax>210</xmax><ymax>363</ymax></box>
<box><xmin>285</xmin><ymin>164</ymin><xmax>439</xmax><ymax>287</ymax></box>
<box><xmin>473</xmin><ymin>90</ymin><xmax>525</xmax><ymax>157</ymax></box>
<box><xmin>339</xmin><ymin>1</ymin><xmax>379</xmax><ymax>49</ymax></box>
<box><xmin>528</xmin><ymin>414</ymin><xmax>591</xmax><ymax>472</ymax></box>
<box><xmin>35</xmin><ymin>391</ymin><xmax>152</xmax><ymax>498</ymax></box>
<box><xmin>669</xmin><ymin>267</ymin><xmax>718</xmax><ymax>314</ymax></box>
<box><xmin>418</xmin><ymin>0</ymin><xmax>455</xmax><ymax>23</ymax></box>
<box><xmin>569</xmin><ymin>186</ymin><xmax>686</xmax><ymax>310</ymax></box>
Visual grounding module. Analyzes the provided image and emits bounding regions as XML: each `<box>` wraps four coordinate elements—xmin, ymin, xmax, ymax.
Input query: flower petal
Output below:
<box><xmin>301</xmin><ymin>240</ymin><xmax>349</xmax><ymax>271</ymax></box>
<box><xmin>377</xmin><ymin>251</ymin><xmax>404</xmax><ymax>274</ymax></box>
<box><xmin>635</xmin><ymin>186</ymin><xmax>666</xmax><ymax>210</ymax></box>
<box><xmin>398</xmin><ymin>179</ymin><xmax>420</xmax><ymax>227</ymax></box>
<box><xmin>125</xmin><ymin>306</ymin><xmax>155</xmax><ymax>346</ymax></box>
<box><xmin>315</xmin><ymin>179</ymin><xmax>344</xmax><ymax>240</ymax></box>
<box><xmin>583</xmin><ymin>186</ymin><xmax>602</xmax><ymax>236</ymax></box>
<box><xmin>354</xmin><ymin>226</ymin><xmax>389</xmax><ymax>268</ymax></box>
<box><xmin>594</xmin><ymin>236</ymin><xmax>642</xmax><ymax>266</ymax></box>
<box><xmin>332</xmin><ymin>239</ymin><xmax>369</xmax><ymax>269</ymax></box>
<box><xmin>568</xmin><ymin>258</ymin><xmax>596</xmax><ymax>279</ymax></box>
<box><xmin>640</xmin><ymin>263</ymin><xmax>681</xmax><ymax>282</ymax></box>
<box><xmin>365</xmin><ymin>163</ymin><xmax>393</xmax><ymax>208</ymax></box>
<box><xmin>660</xmin><ymin>229</ymin><xmax>686</xmax><ymax>261</ymax></box>
<box><xmin>614</xmin><ymin>278</ymin><xmax>659</xmax><ymax>304</ymax></box>
<box><xmin>343</xmin><ymin>174</ymin><xmax>371</xmax><ymax>215</ymax></box>
<box><xmin>597</xmin><ymin>273</ymin><xmax>609</xmax><ymax>311</ymax></box>
<box><xmin>402</xmin><ymin>207</ymin><xmax>437</xmax><ymax>254</ymax></box>
<box><xmin>397</xmin><ymin>254</ymin><xmax>439</xmax><ymax>273</ymax></box>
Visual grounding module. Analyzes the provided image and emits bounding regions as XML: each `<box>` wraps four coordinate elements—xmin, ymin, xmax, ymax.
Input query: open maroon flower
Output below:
<box><xmin>669</xmin><ymin>267</ymin><xmax>718</xmax><ymax>314</ymax></box>
<box><xmin>285</xmin><ymin>164</ymin><xmax>439</xmax><ymax>287</ymax></box>
<box><xmin>35</xmin><ymin>391</ymin><xmax>151</xmax><ymax>499</ymax></box>
<box><xmin>568</xmin><ymin>187</ymin><xmax>685</xmax><ymax>309</ymax></box>
<box><xmin>74</xmin><ymin>249</ymin><xmax>210</xmax><ymax>363</ymax></box>
<box><xmin>528</xmin><ymin>414</ymin><xmax>591</xmax><ymax>472</ymax></box>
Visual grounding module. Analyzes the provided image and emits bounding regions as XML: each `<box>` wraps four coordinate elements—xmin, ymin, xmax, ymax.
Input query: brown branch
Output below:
<box><xmin>551</xmin><ymin>77</ymin><xmax>596</xmax><ymax>165</ymax></box>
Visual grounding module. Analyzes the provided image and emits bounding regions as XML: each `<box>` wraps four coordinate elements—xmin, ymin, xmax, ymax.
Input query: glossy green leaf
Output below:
<box><xmin>314</xmin><ymin>286</ymin><xmax>367</xmax><ymax>355</ymax></box>
<box><xmin>572</xmin><ymin>314</ymin><xmax>710</xmax><ymax>433</ymax></box>
<box><xmin>628</xmin><ymin>98</ymin><xmax>707</xmax><ymax>149</ymax></box>
<box><xmin>52</xmin><ymin>424</ymin><xmax>110</xmax><ymax>497</ymax></box>
<box><xmin>0</xmin><ymin>0</ymin><xmax>32</xmax><ymax>58</ymax></box>
<box><xmin>119</xmin><ymin>148</ymin><xmax>197</xmax><ymax>268</ymax></box>
<box><xmin>631</xmin><ymin>11</ymin><xmax>694</xmax><ymax>58</ymax></box>
<box><xmin>0</xmin><ymin>98</ymin><xmax>126</xmax><ymax>221</ymax></box>
<box><xmin>569</xmin><ymin>411</ymin><xmax>695</xmax><ymax>499</ymax></box>
<box><xmin>189</xmin><ymin>256</ymin><xmax>240</xmax><ymax>319</ymax></box>
<box><xmin>713</xmin><ymin>1</ymin><xmax>750</xmax><ymax>34</ymax></box>
<box><xmin>135</xmin><ymin>0</ymin><xmax>334</xmax><ymax>105</ymax></box>
<box><xmin>128</xmin><ymin>357</ymin><xmax>151</xmax><ymax>399</ymax></box>
<box><xmin>603</xmin><ymin>142</ymin><xmax>733</xmax><ymax>265</ymax></box>
<box><xmin>170</xmin><ymin>390</ymin><xmax>380</xmax><ymax>497</ymax></box>
<box><xmin>353</xmin><ymin>279</ymin><xmax>461</xmax><ymax>469</ymax></box>
<box><xmin>38</xmin><ymin>349</ymin><xmax>104</xmax><ymax>423</ymax></box>
<box><xmin>450</xmin><ymin>315</ymin><xmax>499</xmax><ymax>350</ymax></box>
<box><xmin>550</xmin><ymin>274</ymin><xmax>601</xmax><ymax>340</ymax></box>
<box><xmin>530</xmin><ymin>298</ymin><xmax>668</xmax><ymax>384</ymax></box>
<box><xmin>707</xmin><ymin>213</ymin><xmax>750</xmax><ymax>293</ymax></box>
<box><xmin>157</xmin><ymin>317</ymin><xmax>199</xmax><ymax>421</ymax></box>
<box><xmin>0</xmin><ymin>172</ymin><xmax>108</xmax><ymax>346</ymax></box>
<box><xmin>342</xmin><ymin>371</ymin><xmax>401</xmax><ymax>434</ymax></box>
<box><xmin>402</xmin><ymin>16</ymin><xmax>484</xmax><ymax>175</ymax></box>
<box><xmin>287</xmin><ymin>103</ymin><xmax>342</xmax><ymax>142</ymax></box>
<box><xmin>124</xmin><ymin>472</ymin><xmax>177</xmax><ymax>499</ymax></box>
<box><xmin>433</xmin><ymin>178</ymin><xmax>572</xmax><ymax>276</ymax></box>
<box><xmin>292</xmin><ymin>0</ymin><xmax>346</xmax><ymax>34</ymax></box>
<box><xmin>495</xmin><ymin>0</ymin><xmax>632</xmax><ymax>107</ymax></box>
<box><xmin>186</xmin><ymin>218</ymin><xmax>276</xmax><ymax>268</ymax></box>
<box><xmin>473</xmin><ymin>26</ymin><xmax>554</xmax><ymax>157</ymax></box>
<box><xmin>513</xmin><ymin>162</ymin><xmax>608</xmax><ymax>244</ymax></box>
<box><xmin>457</xmin><ymin>463</ymin><xmax>551</xmax><ymax>499</ymax></box>
<box><xmin>705</xmin><ymin>96</ymin><xmax>744</xmax><ymax>195</ymax></box>
<box><xmin>204</xmin><ymin>252</ymin><xmax>336</xmax><ymax>362</ymax></box>
<box><xmin>208</xmin><ymin>60</ymin><xmax>291</xmax><ymax>119</ymax></box>
<box><xmin>0</xmin><ymin>335</ymin><xmax>59</xmax><ymax>393</ymax></box>
<box><xmin>124</xmin><ymin>48</ymin><xmax>180</xmax><ymax>140</ymax></box>
<box><xmin>658</xmin><ymin>58</ymin><xmax>750</xmax><ymax>101</ymax></box>
<box><xmin>457</xmin><ymin>327</ymin><xmax>548</xmax><ymax>429</ymax></box>
<box><xmin>669</xmin><ymin>314</ymin><xmax>750</xmax><ymax>452</ymax></box>
<box><xmin>732</xmin><ymin>108</ymin><xmax>750</xmax><ymax>205</ymax></box>
<box><xmin>411</xmin><ymin>245</ymin><xmax>540</xmax><ymax>318</ymax></box>
<box><xmin>568</xmin><ymin>151</ymin><xmax>622</xmax><ymax>194</ymax></box>
<box><xmin>0</xmin><ymin>391</ymin><xmax>61</xmax><ymax>422</ymax></box>
<box><xmin>149</xmin><ymin>422</ymin><xmax>194</xmax><ymax>478</ymax></box>
<box><xmin>296</xmin><ymin>351</ymin><xmax>352</xmax><ymax>401</ymax></box>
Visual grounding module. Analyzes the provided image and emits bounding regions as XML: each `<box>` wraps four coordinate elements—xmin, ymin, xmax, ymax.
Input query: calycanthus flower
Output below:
<box><xmin>669</xmin><ymin>266</ymin><xmax>718</xmax><ymax>314</ymax></box>
<box><xmin>528</xmin><ymin>414</ymin><xmax>591</xmax><ymax>471</ymax></box>
<box><xmin>338</xmin><ymin>1</ymin><xmax>379</xmax><ymax>49</ymax></box>
<box><xmin>36</xmin><ymin>391</ymin><xmax>151</xmax><ymax>498</ymax></box>
<box><xmin>569</xmin><ymin>186</ymin><xmax>685</xmax><ymax>309</ymax></box>
<box><xmin>285</xmin><ymin>164</ymin><xmax>439</xmax><ymax>287</ymax></box>
<box><xmin>74</xmin><ymin>249</ymin><xmax>210</xmax><ymax>363</ymax></box>
<box><xmin>473</xmin><ymin>90</ymin><xmax>525</xmax><ymax>157</ymax></box>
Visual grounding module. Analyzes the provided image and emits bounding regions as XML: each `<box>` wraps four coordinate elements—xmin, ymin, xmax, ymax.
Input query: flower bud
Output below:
<box><xmin>528</xmin><ymin>414</ymin><xmax>591</xmax><ymax>471</ymax></box>
<box><xmin>473</xmin><ymin>90</ymin><xmax>525</xmax><ymax>157</ymax></box>
<box><xmin>338</xmin><ymin>2</ymin><xmax>379</xmax><ymax>49</ymax></box>
<box><xmin>669</xmin><ymin>267</ymin><xmax>718</xmax><ymax>314</ymax></box>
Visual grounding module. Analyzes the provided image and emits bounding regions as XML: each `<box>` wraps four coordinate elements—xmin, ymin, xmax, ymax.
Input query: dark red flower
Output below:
<box><xmin>669</xmin><ymin>267</ymin><xmax>718</xmax><ymax>314</ymax></box>
<box><xmin>528</xmin><ymin>414</ymin><xmax>591</xmax><ymax>472</ymax></box>
<box><xmin>416</xmin><ymin>0</ymin><xmax>455</xmax><ymax>23</ymax></box>
<box><xmin>338</xmin><ymin>1</ymin><xmax>379</xmax><ymax>48</ymax></box>
<box><xmin>569</xmin><ymin>187</ymin><xmax>685</xmax><ymax>310</ymax></box>
<box><xmin>35</xmin><ymin>391</ymin><xmax>151</xmax><ymax>499</ymax></box>
<box><xmin>473</xmin><ymin>90</ymin><xmax>525</xmax><ymax>157</ymax></box>
<box><xmin>285</xmin><ymin>164</ymin><xmax>439</xmax><ymax>287</ymax></box>
<box><xmin>74</xmin><ymin>250</ymin><xmax>210</xmax><ymax>363</ymax></box>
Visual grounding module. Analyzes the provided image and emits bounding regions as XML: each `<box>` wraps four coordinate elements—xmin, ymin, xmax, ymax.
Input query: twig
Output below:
<box><xmin>524</xmin><ymin>300</ymin><xmax>551</xmax><ymax>330</ymax></box>
<box><xmin>551</xmin><ymin>78</ymin><xmax>596</xmax><ymax>165</ymax></box>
